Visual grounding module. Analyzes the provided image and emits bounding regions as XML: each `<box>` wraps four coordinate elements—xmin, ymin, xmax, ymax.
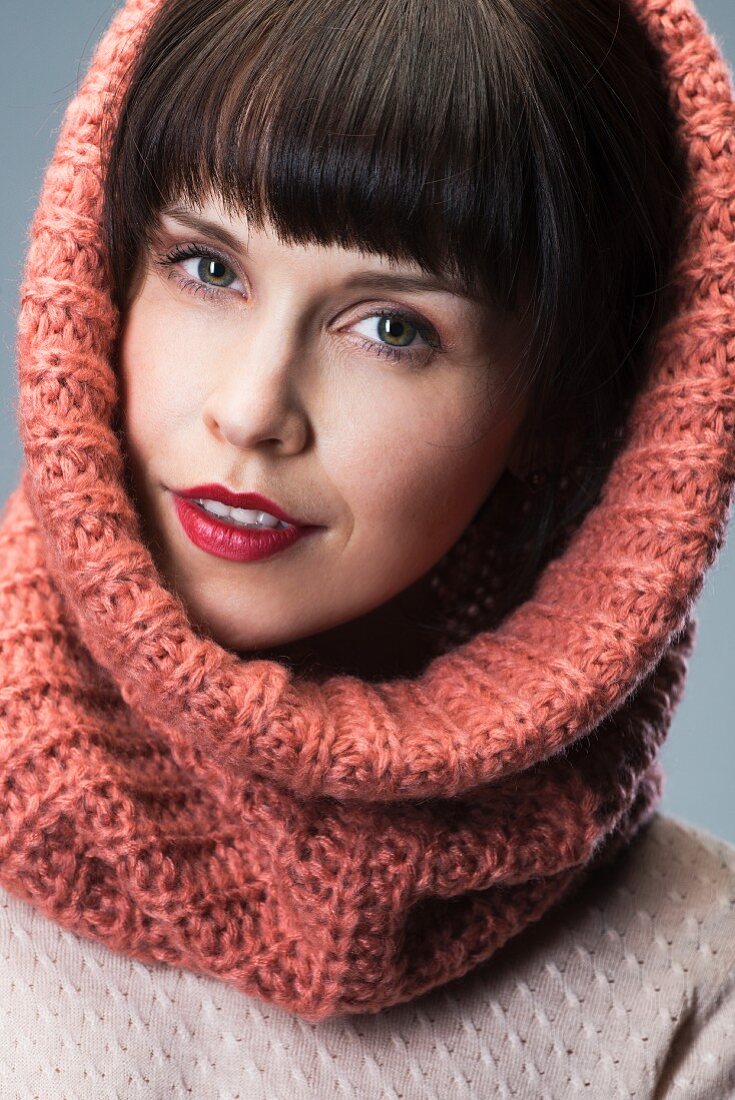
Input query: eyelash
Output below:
<box><xmin>154</xmin><ymin>243</ymin><xmax>443</xmax><ymax>365</ymax></box>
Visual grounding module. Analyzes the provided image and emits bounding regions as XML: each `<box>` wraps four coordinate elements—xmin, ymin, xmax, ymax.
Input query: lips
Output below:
<box><xmin>171</xmin><ymin>484</ymin><xmax>308</xmax><ymax>527</ymax></box>
<box><xmin>171</xmin><ymin>493</ymin><xmax>320</xmax><ymax>563</ymax></box>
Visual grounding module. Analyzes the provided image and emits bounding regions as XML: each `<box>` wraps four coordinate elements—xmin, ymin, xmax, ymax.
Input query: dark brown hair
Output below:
<box><xmin>101</xmin><ymin>0</ymin><xmax>689</xmax><ymax>588</ymax></box>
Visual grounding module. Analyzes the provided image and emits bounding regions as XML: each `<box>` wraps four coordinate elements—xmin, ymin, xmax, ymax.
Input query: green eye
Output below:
<box><xmin>351</xmin><ymin>309</ymin><xmax>440</xmax><ymax>364</ymax></box>
<box><xmin>377</xmin><ymin>315</ymin><xmax>417</xmax><ymax>347</ymax></box>
<box><xmin>197</xmin><ymin>257</ymin><xmax>236</xmax><ymax>287</ymax></box>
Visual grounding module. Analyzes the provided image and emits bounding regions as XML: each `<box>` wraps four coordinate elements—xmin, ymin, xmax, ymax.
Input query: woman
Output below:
<box><xmin>0</xmin><ymin>0</ymin><xmax>733</xmax><ymax>1094</ymax></box>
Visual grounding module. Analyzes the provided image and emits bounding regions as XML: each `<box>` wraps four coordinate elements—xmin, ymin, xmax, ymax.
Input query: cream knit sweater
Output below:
<box><xmin>1</xmin><ymin>812</ymin><xmax>733</xmax><ymax>1099</ymax></box>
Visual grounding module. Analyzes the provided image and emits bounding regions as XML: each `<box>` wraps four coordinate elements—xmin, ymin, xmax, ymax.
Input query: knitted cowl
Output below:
<box><xmin>0</xmin><ymin>0</ymin><xmax>734</xmax><ymax>1025</ymax></box>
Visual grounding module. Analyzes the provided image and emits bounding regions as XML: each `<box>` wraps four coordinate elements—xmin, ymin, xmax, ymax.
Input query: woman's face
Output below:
<box><xmin>118</xmin><ymin>195</ymin><xmax>530</xmax><ymax>658</ymax></box>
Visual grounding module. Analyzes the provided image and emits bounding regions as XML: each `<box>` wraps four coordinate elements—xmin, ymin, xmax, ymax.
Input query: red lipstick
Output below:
<box><xmin>173</xmin><ymin>484</ymin><xmax>307</xmax><ymax>526</ymax></box>
<box><xmin>170</xmin><ymin>484</ymin><xmax>321</xmax><ymax>563</ymax></box>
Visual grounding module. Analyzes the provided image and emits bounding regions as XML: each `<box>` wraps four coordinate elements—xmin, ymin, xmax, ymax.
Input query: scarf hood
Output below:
<box><xmin>1</xmin><ymin>0</ymin><xmax>734</xmax><ymax>1024</ymax></box>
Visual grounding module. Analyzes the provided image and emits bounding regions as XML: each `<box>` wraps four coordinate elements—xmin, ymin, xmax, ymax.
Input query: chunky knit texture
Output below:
<box><xmin>2</xmin><ymin>814</ymin><xmax>734</xmax><ymax>1099</ymax></box>
<box><xmin>0</xmin><ymin>0</ymin><xmax>734</xmax><ymax>1025</ymax></box>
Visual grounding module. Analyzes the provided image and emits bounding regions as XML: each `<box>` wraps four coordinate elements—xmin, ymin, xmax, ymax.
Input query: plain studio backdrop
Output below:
<box><xmin>1</xmin><ymin>1</ymin><xmax>733</xmax><ymax>843</ymax></box>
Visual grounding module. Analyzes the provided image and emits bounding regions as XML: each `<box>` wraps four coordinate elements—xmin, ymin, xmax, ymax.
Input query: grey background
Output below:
<box><xmin>2</xmin><ymin>2</ymin><xmax>733</xmax><ymax>842</ymax></box>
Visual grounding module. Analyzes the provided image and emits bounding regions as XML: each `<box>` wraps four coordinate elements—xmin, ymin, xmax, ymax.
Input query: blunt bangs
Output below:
<box><xmin>101</xmin><ymin>0</ymin><xmax>688</xmax><ymax>578</ymax></box>
<box><xmin>104</xmin><ymin>0</ymin><xmax>537</xmax><ymax>313</ymax></box>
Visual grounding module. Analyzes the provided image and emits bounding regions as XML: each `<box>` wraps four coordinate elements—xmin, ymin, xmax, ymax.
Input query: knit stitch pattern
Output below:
<box><xmin>0</xmin><ymin>0</ymin><xmax>734</xmax><ymax>1023</ymax></box>
<box><xmin>2</xmin><ymin>813</ymin><xmax>734</xmax><ymax>1098</ymax></box>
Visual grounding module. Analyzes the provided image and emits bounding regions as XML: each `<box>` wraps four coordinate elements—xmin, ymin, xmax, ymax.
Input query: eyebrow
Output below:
<box><xmin>158</xmin><ymin>203</ymin><xmax>477</xmax><ymax>300</ymax></box>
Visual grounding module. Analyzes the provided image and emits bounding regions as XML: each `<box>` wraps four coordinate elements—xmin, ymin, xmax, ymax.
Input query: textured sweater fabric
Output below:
<box><xmin>1</xmin><ymin>812</ymin><xmax>733</xmax><ymax>1099</ymax></box>
<box><xmin>1</xmin><ymin>0</ymin><xmax>734</xmax><ymax>1025</ymax></box>
<box><xmin>0</xmin><ymin>7</ymin><xmax>734</xmax><ymax>1100</ymax></box>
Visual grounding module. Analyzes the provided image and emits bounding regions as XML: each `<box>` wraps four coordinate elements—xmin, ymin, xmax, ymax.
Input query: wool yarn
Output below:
<box><xmin>0</xmin><ymin>0</ymin><xmax>734</xmax><ymax>1024</ymax></box>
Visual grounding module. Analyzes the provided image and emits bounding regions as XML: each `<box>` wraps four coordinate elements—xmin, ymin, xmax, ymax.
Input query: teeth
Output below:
<box><xmin>196</xmin><ymin>499</ymin><xmax>289</xmax><ymax>529</ymax></box>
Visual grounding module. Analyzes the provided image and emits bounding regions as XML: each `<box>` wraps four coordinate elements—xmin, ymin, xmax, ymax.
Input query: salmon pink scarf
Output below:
<box><xmin>0</xmin><ymin>0</ymin><xmax>734</xmax><ymax>1023</ymax></box>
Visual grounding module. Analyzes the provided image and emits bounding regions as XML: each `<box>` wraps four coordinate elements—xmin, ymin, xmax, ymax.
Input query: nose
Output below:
<box><xmin>202</xmin><ymin>318</ymin><xmax>311</xmax><ymax>455</ymax></box>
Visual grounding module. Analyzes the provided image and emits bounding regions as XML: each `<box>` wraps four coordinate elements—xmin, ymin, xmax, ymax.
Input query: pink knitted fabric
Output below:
<box><xmin>0</xmin><ymin>0</ymin><xmax>734</xmax><ymax>1024</ymax></box>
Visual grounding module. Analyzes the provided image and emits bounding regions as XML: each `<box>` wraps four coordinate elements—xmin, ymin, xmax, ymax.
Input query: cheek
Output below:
<box><xmin>334</xmin><ymin>374</ymin><xmax>522</xmax><ymax>548</ymax></box>
<box><xmin>117</xmin><ymin>294</ymin><xmax>200</xmax><ymax>462</ymax></box>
